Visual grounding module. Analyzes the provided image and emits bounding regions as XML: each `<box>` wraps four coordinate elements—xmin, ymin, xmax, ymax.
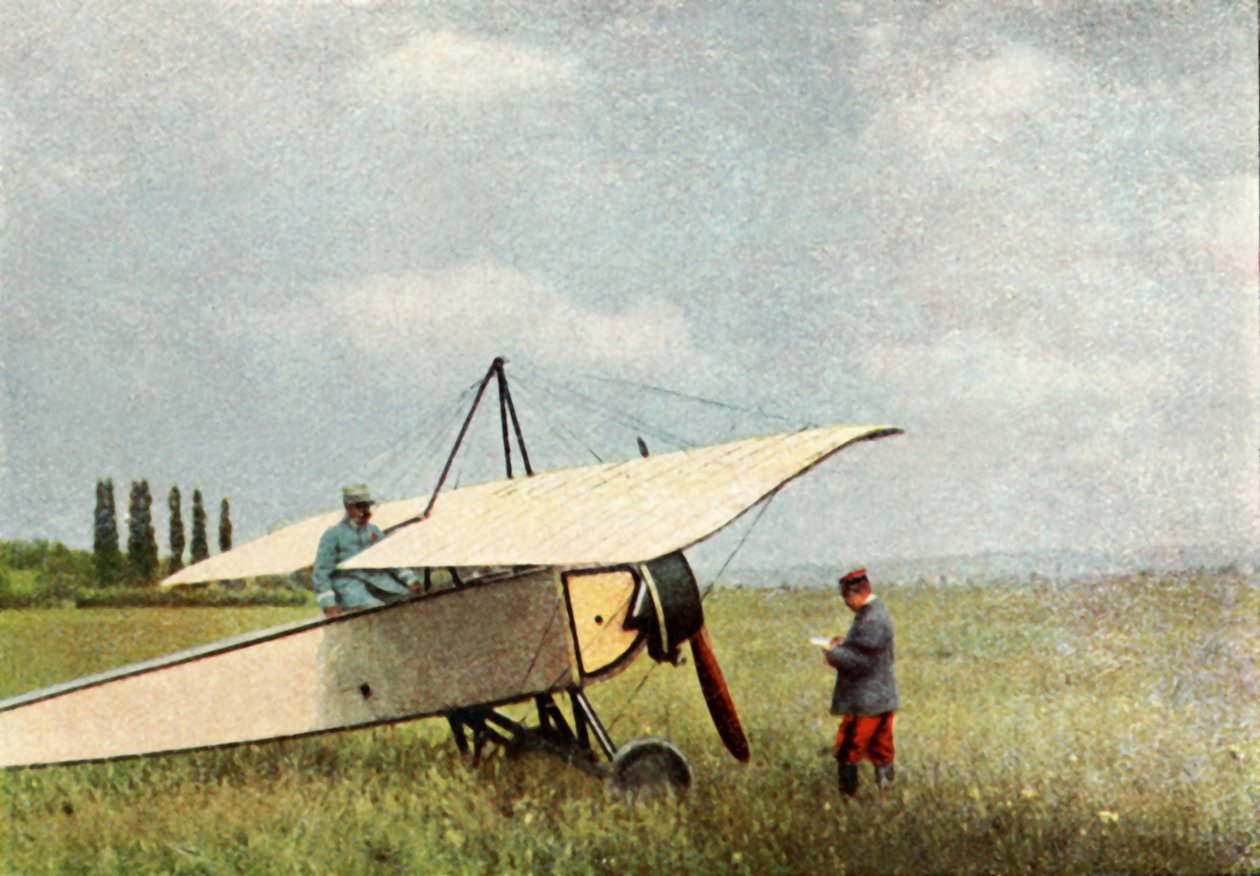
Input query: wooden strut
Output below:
<box><xmin>446</xmin><ymin>694</ymin><xmax>612</xmax><ymax>777</ymax></box>
<box><xmin>497</xmin><ymin>363</ymin><xmax>514</xmax><ymax>479</ymax></box>
<box><xmin>570</xmin><ymin>690</ymin><xmax>617</xmax><ymax>760</ymax></box>
<box><xmin>388</xmin><ymin>356</ymin><xmax>532</xmax><ymax>533</ymax></box>
<box><xmin>500</xmin><ymin>367</ymin><xmax>533</xmax><ymax>477</ymax></box>
<box><xmin>415</xmin><ymin>360</ymin><xmax>580</xmax><ymax>770</ymax></box>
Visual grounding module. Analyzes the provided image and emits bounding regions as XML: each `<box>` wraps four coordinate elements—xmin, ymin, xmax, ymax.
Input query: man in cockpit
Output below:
<box><xmin>314</xmin><ymin>484</ymin><xmax>421</xmax><ymax>617</ymax></box>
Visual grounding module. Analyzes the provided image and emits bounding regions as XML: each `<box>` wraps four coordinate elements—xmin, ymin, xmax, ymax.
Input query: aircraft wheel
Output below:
<box><xmin>607</xmin><ymin>737</ymin><xmax>692</xmax><ymax>803</ymax></box>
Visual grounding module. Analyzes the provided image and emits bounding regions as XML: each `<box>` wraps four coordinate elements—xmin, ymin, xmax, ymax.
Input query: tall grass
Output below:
<box><xmin>1</xmin><ymin>573</ymin><xmax>1256</xmax><ymax>874</ymax></box>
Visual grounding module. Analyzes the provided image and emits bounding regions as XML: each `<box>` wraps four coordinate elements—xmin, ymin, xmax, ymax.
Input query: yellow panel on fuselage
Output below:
<box><xmin>563</xmin><ymin>568</ymin><xmax>643</xmax><ymax>679</ymax></box>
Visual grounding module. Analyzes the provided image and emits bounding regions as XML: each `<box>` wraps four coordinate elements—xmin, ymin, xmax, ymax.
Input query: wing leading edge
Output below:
<box><xmin>345</xmin><ymin>424</ymin><xmax>902</xmax><ymax>569</ymax></box>
<box><xmin>162</xmin><ymin>424</ymin><xmax>901</xmax><ymax>586</ymax></box>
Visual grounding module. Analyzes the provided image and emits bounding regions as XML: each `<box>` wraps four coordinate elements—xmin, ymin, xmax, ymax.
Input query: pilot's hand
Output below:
<box><xmin>323</xmin><ymin>605</ymin><xmax>343</xmax><ymax>618</ymax></box>
<box><xmin>408</xmin><ymin>581</ymin><xmax>422</xmax><ymax>593</ymax></box>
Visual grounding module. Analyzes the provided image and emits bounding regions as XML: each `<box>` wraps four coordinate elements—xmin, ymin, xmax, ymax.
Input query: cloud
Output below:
<box><xmin>1189</xmin><ymin>174</ymin><xmax>1260</xmax><ymax>282</ymax></box>
<box><xmin>864</xmin><ymin>329</ymin><xmax>1161</xmax><ymax>415</ymax></box>
<box><xmin>265</xmin><ymin>264</ymin><xmax>708</xmax><ymax>379</ymax></box>
<box><xmin>364</xmin><ymin>31</ymin><xmax>576</xmax><ymax>101</ymax></box>
<box><xmin>882</xmin><ymin>43</ymin><xmax>1071</xmax><ymax>157</ymax></box>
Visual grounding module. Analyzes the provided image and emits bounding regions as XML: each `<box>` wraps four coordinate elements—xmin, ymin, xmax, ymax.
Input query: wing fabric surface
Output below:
<box><xmin>160</xmin><ymin>500</ymin><xmax>433</xmax><ymax>586</ymax></box>
<box><xmin>346</xmin><ymin>424</ymin><xmax>900</xmax><ymax>569</ymax></box>
<box><xmin>162</xmin><ymin>424</ymin><xmax>900</xmax><ymax>586</ymax></box>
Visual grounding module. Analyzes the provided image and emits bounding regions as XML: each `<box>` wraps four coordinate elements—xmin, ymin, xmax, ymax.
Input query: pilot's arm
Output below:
<box><xmin>313</xmin><ymin>529</ymin><xmax>342</xmax><ymax>617</ymax></box>
<box><xmin>368</xmin><ymin>524</ymin><xmax>420</xmax><ymax>592</ymax></box>
<box><xmin>395</xmin><ymin>566</ymin><xmax>421</xmax><ymax>591</ymax></box>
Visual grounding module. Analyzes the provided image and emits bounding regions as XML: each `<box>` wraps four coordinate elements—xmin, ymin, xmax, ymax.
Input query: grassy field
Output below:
<box><xmin>1</xmin><ymin>573</ymin><xmax>1256</xmax><ymax>874</ymax></box>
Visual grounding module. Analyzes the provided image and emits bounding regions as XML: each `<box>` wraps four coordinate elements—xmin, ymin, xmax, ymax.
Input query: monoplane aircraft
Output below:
<box><xmin>0</xmin><ymin>358</ymin><xmax>901</xmax><ymax>796</ymax></box>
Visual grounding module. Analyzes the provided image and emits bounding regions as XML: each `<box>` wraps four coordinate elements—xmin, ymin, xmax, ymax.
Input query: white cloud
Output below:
<box><xmin>887</xmin><ymin>45</ymin><xmax>1071</xmax><ymax>154</ymax></box>
<box><xmin>1189</xmin><ymin>174</ymin><xmax>1260</xmax><ymax>283</ymax></box>
<box><xmin>865</xmin><ymin>329</ymin><xmax>1161</xmax><ymax>412</ymax></box>
<box><xmin>366</xmin><ymin>31</ymin><xmax>576</xmax><ymax>101</ymax></box>
<box><xmin>279</xmin><ymin>264</ymin><xmax>707</xmax><ymax>378</ymax></box>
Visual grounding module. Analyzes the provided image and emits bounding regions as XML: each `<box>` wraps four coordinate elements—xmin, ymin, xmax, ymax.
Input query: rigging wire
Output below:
<box><xmin>358</xmin><ymin>380</ymin><xmax>478</xmax><ymax>483</ymax></box>
<box><xmin>509</xmin><ymin>363</ymin><xmax>700</xmax><ymax>450</ymax></box>
<box><xmin>360</xmin><ymin>395</ymin><xmax>461</xmax><ymax>488</ymax></box>
<box><xmin>359</xmin><ymin>359</ymin><xmax>820</xmax><ymax>508</ymax></box>
<box><xmin>359</xmin><ymin>379</ymin><xmax>484</xmax><ymax>501</ymax></box>
<box><xmin>511</xmin><ymin>364</ymin><xmax>675</xmax><ymax>444</ymax></box>
<box><xmin>585</xmin><ymin>374</ymin><xmax>796</xmax><ymax>427</ymax></box>
<box><xmin>506</xmin><ymin>374</ymin><xmax>605</xmax><ymax>464</ymax></box>
<box><xmin>604</xmin><ymin>491</ymin><xmax>779</xmax><ymax>734</ymax></box>
<box><xmin>350</xmin><ymin>360</ymin><xmax>803</xmax><ymax>749</ymax></box>
<box><xmin>701</xmin><ymin>490</ymin><xmax>779</xmax><ymax>601</ymax></box>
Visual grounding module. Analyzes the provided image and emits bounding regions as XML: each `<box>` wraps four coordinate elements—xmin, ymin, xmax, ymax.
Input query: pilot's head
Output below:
<box><xmin>342</xmin><ymin>484</ymin><xmax>375</xmax><ymax>526</ymax></box>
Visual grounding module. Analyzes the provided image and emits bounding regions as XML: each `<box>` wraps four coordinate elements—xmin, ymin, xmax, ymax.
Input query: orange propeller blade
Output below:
<box><xmin>690</xmin><ymin>626</ymin><xmax>750</xmax><ymax>763</ymax></box>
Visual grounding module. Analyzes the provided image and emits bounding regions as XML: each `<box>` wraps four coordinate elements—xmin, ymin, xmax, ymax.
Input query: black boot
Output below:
<box><xmin>837</xmin><ymin>761</ymin><xmax>859</xmax><ymax>797</ymax></box>
<box><xmin>875</xmin><ymin>763</ymin><xmax>895</xmax><ymax>789</ymax></box>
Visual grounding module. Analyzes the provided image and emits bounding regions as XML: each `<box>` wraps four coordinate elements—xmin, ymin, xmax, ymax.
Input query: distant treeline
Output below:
<box><xmin>0</xmin><ymin>479</ymin><xmax>313</xmax><ymax>609</ymax></box>
<box><xmin>0</xmin><ymin>537</ymin><xmax>311</xmax><ymax>609</ymax></box>
<box><xmin>92</xmin><ymin>479</ymin><xmax>235</xmax><ymax>588</ymax></box>
<box><xmin>0</xmin><ymin>539</ymin><xmax>91</xmax><ymax>602</ymax></box>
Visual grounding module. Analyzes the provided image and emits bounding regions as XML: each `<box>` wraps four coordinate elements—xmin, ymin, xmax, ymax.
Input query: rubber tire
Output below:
<box><xmin>607</xmin><ymin>737</ymin><xmax>692</xmax><ymax>803</ymax></box>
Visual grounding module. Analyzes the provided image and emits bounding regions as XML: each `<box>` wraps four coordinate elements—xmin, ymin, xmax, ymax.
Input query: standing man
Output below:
<box><xmin>822</xmin><ymin>567</ymin><xmax>899</xmax><ymax>797</ymax></box>
<box><xmin>314</xmin><ymin>484</ymin><xmax>421</xmax><ymax>618</ymax></box>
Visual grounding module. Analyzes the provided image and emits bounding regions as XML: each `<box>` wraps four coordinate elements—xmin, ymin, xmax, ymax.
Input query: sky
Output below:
<box><xmin>2</xmin><ymin>1</ymin><xmax>1257</xmax><ymax>572</ymax></box>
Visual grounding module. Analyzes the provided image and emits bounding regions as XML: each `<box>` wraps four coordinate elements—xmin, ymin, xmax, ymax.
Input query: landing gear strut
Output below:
<box><xmin>445</xmin><ymin>690</ymin><xmax>693</xmax><ymax>798</ymax></box>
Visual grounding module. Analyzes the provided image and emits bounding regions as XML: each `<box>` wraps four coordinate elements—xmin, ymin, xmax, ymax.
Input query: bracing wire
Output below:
<box><xmin>359</xmin><ymin>379</ymin><xmax>485</xmax><ymax>501</ymax></box>
<box><xmin>359</xmin><ymin>381</ymin><xmax>478</xmax><ymax>481</ymax></box>
<box><xmin>384</xmin><ymin>388</ymin><xmax>482</xmax><ymax>493</ymax></box>
<box><xmin>585</xmin><ymin>374</ymin><xmax>797</xmax><ymax>427</ymax></box>
<box><xmin>509</xmin><ymin>363</ymin><xmax>699</xmax><ymax>450</ymax></box>
<box><xmin>506</xmin><ymin>374</ymin><xmax>605</xmax><ymax>464</ymax></box>
<box><xmin>360</xmin><ymin>393</ymin><xmax>463</xmax><ymax>486</ymax></box>
<box><xmin>604</xmin><ymin>490</ymin><xmax>780</xmax><ymax>734</ymax></box>
<box><xmin>511</xmin><ymin>365</ymin><xmax>670</xmax><ymax>442</ymax></box>
<box><xmin>603</xmin><ymin>660</ymin><xmax>659</xmax><ymax>734</ymax></box>
<box><xmin>361</xmin><ymin>359</ymin><xmax>816</xmax><ymax>506</ymax></box>
<box><xmin>701</xmin><ymin>490</ymin><xmax>778</xmax><ymax>600</ymax></box>
<box><xmin>355</xmin><ymin>360</ymin><xmax>804</xmax><ymax>744</ymax></box>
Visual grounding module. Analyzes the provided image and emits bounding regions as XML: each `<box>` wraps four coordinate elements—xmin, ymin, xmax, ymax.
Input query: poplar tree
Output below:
<box><xmin>127</xmin><ymin>480</ymin><xmax>159</xmax><ymax>585</ymax></box>
<box><xmin>104</xmin><ymin>478</ymin><xmax>122</xmax><ymax>584</ymax></box>
<box><xmin>126</xmin><ymin>480</ymin><xmax>140</xmax><ymax>579</ymax></box>
<box><xmin>104</xmin><ymin>478</ymin><xmax>118</xmax><ymax>547</ymax></box>
<box><xmin>218</xmin><ymin>498</ymin><xmax>233</xmax><ymax>554</ymax></box>
<box><xmin>190</xmin><ymin>489</ymin><xmax>210</xmax><ymax>564</ymax></box>
<box><xmin>92</xmin><ymin>479</ymin><xmax>123</xmax><ymax>587</ymax></box>
<box><xmin>93</xmin><ymin>480</ymin><xmax>105</xmax><ymax>557</ymax></box>
<box><xmin>168</xmin><ymin>486</ymin><xmax>186</xmax><ymax>574</ymax></box>
<box><xmin>142</xmin><ymin>481</ymin><xmax>159</xmax><ymax>584</ymax></box>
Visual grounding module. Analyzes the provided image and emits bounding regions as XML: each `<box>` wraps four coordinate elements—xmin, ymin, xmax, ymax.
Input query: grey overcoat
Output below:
<box><xmin>826</xmin><ymin>596</ymin><xmax>899</xmax><ymax>716</ymax></box>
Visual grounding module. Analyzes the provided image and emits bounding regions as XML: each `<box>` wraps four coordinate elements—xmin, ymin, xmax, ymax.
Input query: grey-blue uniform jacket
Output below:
<box><xmin>826</xmin><ymin>596</ymin><xmax>899</xmax><ymax>717</ymax></box>
<box><xmin>313</xmin><ymin>517</ymin><xmax>418</xmax><ymax>611</ymax></box>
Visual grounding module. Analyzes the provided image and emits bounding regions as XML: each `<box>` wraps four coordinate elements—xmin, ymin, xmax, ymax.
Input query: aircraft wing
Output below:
<box><xmin>162</xmin><ymin>423</ymin><xmax>900</xmax><ymax>586</ymax></box>
<box><xmin>345</xmin><ymin>424</ymin><xmax>901</xmax><ymax>570</ymax></box>
<box><xmin>160</xmin><ymin>498</ymin><xmax>431</xmax><ymax>586</ymax></box>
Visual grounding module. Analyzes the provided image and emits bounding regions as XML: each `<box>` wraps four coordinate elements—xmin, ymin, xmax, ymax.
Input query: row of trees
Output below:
<box><xmin>92</xmin><ymin>479</ymin><xmax>233</xmax><ymax>587</ymax></box>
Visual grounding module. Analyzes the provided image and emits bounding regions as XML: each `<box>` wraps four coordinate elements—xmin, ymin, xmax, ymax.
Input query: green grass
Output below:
<box><xmin>1</xmin><ymin>573</ymin><xmax>1256</xmax><ymax>874</ymax></box>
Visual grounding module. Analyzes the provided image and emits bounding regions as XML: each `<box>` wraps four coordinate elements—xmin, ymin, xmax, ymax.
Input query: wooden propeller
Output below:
<box><xmin>689</xmin><ymin>626</ymin><xmax>750</xmax><ymax>762</ymax></box>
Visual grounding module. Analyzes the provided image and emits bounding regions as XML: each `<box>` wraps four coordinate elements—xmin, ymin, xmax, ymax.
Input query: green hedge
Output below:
<box><xmin>0</xmin><ymin>581</ymin><xmax>314</xmax><ymax>610</ymax></box>
<box><xmin>73</xmin><ymin>584</ymin><xmax>314</xmax><ymax>608</ymax></box>
<box><xmin>0</xmin><ymin>539</ymin><xmax>318</xmax><ymax>609</ymax></box>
